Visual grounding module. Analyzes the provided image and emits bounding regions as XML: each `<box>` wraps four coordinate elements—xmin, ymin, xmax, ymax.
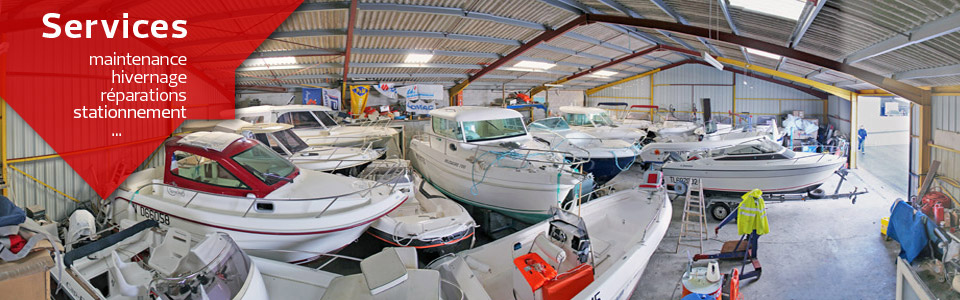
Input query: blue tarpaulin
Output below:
<box><xmin>886</xmin><ymin>200</ymin><xmax>931</xmax><ymax>263</ymax></box>
<box><xmin>0</xmin><ymin>196</ymin><xmax>25</xmax><ymax>228</ymax></box>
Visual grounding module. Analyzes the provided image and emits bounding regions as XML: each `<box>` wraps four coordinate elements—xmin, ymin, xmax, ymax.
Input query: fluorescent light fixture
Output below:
<box><xmin>702</xmin><ymin>52</ymin><xmax>724</xmax><ymax>70</ymax></box>
<box><xmin>240</xmin><ymin>65</ymin><xmax>305</xmax><ymax>71</ymax></box>
<box><xmin>745</xmin><ymin>48</ymin><xmax>782</xmax><ymax>60</ymax></box>
<box><xmin>544</xmin><ymin>83</ymin><xmax>564</xmax><ymax>87</ymax></box>
<box><xmin>588</xmin><ymin>70</ymin><xmax>619</xmax><ymax>78</ymax></box>
<box><xmin>243</xmin><ymin>56</ymin><xmax>297</xmax><ymax>66</ymax></box>
<box><xmin>404</xmin><ymin>53</ymin><xmax>434</xmax><ymax>63</ymax></box>
<box><xmin>514</xmin><ymin>60</ymin><xmax>556</xmax><ymax>70</ymax></box>
<box><xmin>500</xmin><ymin>67</ymin><xmax>554</xmax><ymax>73</ymax></box>
<box><xmin>729</xmin><ymin>0</ymin><xmax>806</xmax><ymax>21</ymax></box>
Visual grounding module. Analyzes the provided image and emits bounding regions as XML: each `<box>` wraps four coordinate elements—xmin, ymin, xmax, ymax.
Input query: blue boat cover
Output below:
<box><xmin>887</xmin><ymin>200</ymin><xmax>930</xmax><ymax>263</ymax></box>
<box><xmin>0</xmin><ymin>196</ymin><xmax>25</xmax><ymax>228</ymax></box>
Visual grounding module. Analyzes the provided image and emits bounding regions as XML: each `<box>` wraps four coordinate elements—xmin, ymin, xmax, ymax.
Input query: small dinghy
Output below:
<box><xmin>428</xmin><ymin>188</ymin><xmax>671</xmax><ymax>300</ymax></box>
<box><xmin>361</xmin><ymin>160</ymin><xmax>477</xmax><ymax>255</ymax></box>
<box><xmin>53</xmin><ymin>219</ymin><xmax>443</xmax><ymax>300</ymax></box>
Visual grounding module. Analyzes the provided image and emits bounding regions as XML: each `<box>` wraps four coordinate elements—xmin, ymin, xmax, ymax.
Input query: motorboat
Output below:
<box><xmin>428</xmin><ymin>188</ymin><xmax>672</xmax><ymax>300</ymax></box>
<box><xmin>409</xmin><ymin>106</ymin><xmax>592</xmax><ymax>224</ymax></box>
<box><xmin>639</xmin><ymin>135</ymin><xmax>771</xmax><ymax>164</ymax></box>
<box><xmin>235</xmin><ymin>105</ymin><xmax>399</xmax><ymax>148</ymax></box>
<box><xmin>558</xmin><ymin>106</ymin><xmax>650</xmax><ymax>145</ymax></box>
<box><xmin>360</xmin><ymin>159</ymin><xmax>477</xmax><ymax>255</ymax></box>
<box><xmin>661</xmin><ymin>136</ymin><xmax>846</xmax><ymax>194</ymax></box>
<box><xmin>106</xmin><ymin>131</ymin><xmax>407</xmax><ymax>263</ymax></box>
<box><xmin>528</xmin><ymin>117</ymin><xmax>640</xmax><ymax>184</ymax></box>
<box><xmin>54</xmin><ymin>220</ymin><xmax>442</xmax><ymax>300</ymax></box>
<box><xmin>193</xmin><ymin>119</ymin><xmax>385</xmax><ymax>175</ymax></box>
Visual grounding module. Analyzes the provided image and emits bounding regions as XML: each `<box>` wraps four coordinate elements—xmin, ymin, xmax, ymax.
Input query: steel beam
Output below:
<box><xmin>717</xmin><ymin>0</ymin><xmax>740</xmax><ymax>35</ymax></box>
<box><xmin>893</xmin><ymin>64</ymin><xmax>960</xmax><ymax>80</ymax></box>
<box><xmin>538</xmin><ymin>0</ymin><xmax>666</xmax><ymax>46</ymax></box>
<box><xmin>531</xmin><ymin>45</ymin><xmax>661</xmax><ymax>95</ymax></box>
<box><xmin>844</xmin><ymin>9</ymin><xmax>960</xmax><ymax>64</ymax></box>
<box><xmin>448</xmin><ymin>15</ymin><xmax>588</xmax><ymax>97</ymax></box>
<box><xmin>647</xmin><ymin>0</ymin><xmax>718</xmax><ymax>55</ymax></box>
<box><xmin>787</xmin><ymin>0</ymin><xmax>826</xmax><ymax>48</ymax></box>
<box><xmin>343</xmin><ymin>0</ymin><xmax>358</xmax><ymax>91</ymax></box>
<box><xmin>587</xmin><ymin>13</ymin><xmax>929</xmax><ymax>104</ymax></box>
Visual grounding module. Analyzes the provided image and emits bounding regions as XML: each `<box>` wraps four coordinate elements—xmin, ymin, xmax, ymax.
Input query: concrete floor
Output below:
<box><xmin>631</xmin><ymin>168</ymin><xmax>903</xmax><ymax>299</ymax></box>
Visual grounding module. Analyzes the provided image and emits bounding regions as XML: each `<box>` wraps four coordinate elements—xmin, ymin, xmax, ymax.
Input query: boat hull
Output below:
<box><xmin>662</xmin><ymin>157</ymin><xmax>844</xmax><ymax>194</ymax></box>
<box><xmin>571</xmin><ymin>155</ymin><xmax>636</xmax><ymax>184</ymax></box>
<box><xmin>409</xmin><ymin>139</ymin><xmax>581</xmax><ymax>224</ymax></box>
<box><xmin>111</xmin><ymin>194</ymin><xmax>403</xmax><ymax>264</ymax></box>
<box><xmin>428</xmin><ymin>189</ymin><xmax>672</xmax><ymax>300</ymax></box>
<box><xmin>367</xmin><ymin>225</ymin><xmax>475</xmax><ymax>255</ymax></box>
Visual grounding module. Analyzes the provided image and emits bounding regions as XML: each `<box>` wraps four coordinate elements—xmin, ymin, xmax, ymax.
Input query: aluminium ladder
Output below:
<box><xmin>676</xmin><ymin>178</ymin><xmax>708</xmax><ymax>253</ymax></box>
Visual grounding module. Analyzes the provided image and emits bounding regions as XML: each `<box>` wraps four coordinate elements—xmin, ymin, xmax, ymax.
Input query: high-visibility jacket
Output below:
<box><xmin>737</xmin><ymin>189</ymin><xmax>770</xmax><ymax>235</ymax></box>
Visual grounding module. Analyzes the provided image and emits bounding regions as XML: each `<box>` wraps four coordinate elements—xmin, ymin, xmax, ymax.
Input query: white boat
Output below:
<box><xmin>661</xmin><ymin>136</ymin><xmax>846</xmax><ymax>194</ymax></box>
<box><xmin>199</xmin><ymin>119</ymin><xmax>385</xmax><ymax>175</ymax></box>
<box><xmin>107</xmin><ymin>132</ymin><xmax>407</xmax><ymax>263</ymax></box>
<box><xmin>54</xmin><ymin>220</ymin><xmax>441</xmax><ymax>300</ymax></box>
<box><xmin>558</xmin><ymin>106</ymin><xmax>650</xmax><ymax>145</ymax></box>
<box><xmin>235</xmin><ymin>105</ymin><xmax>399</xmax><ymax>148</ymax></box>
<box><xmin>528</xmin><ymin>117</ymin><xmax>640</xmax><ymax>184</ymax></box>
<box><xmin>639</xmin><ymin>135</ymin><xmax>770</xmax><ymax>163</ymax></box>
<box><xmin>360</xmin><ymin>159</ymin><xmax>477</xmax><ymax>254</ymax></box>
<box><xmin>428</xmin><ymin>188</ymin><xmax>672</xmax><ymax>300</ymax></box>
<box><xmin>409</xmin><ymin>106</ymin><xmax>592</xmax><ymax>224</ymax></box>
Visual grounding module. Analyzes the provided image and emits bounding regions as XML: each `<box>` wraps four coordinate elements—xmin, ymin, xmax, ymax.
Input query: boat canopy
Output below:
<box><xmin>558</xmin><ymin>106</ymin><xmax>607</xmax><ymax>115</ymax></box>
<box><xmin>528</xmin><ymin>117</ymin><xmax>571</xmax><ymax>131</ymax></box>
<box><xmin>236</xmin><ymin>105</ymin><xmax>339</xmax><ymax>129</ymax></box>
<box><xmin>428</xmin><ymin>106</ymin><xmax>523</xmax><ymax>122</ymax></box>
<box><xmin>178</xmin><ymin>132</ymin><xmax>244</xmax><ymax>152</ymax></box>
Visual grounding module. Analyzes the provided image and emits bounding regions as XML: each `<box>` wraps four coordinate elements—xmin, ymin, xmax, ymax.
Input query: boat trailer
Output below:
<box><xmin>674</xmin><ymin>168</ymin><xmax>868</xmax><ymax>221</ymax></box>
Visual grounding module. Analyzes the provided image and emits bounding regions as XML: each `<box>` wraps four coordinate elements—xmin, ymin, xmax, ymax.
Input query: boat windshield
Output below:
<box><xmin>150</xmin><ymin>233</ymin><xmax>251</xmax><ymax>300</ymax></box>
<box><xmin>716</xmin><ymin>138</ymin><xmax>794</xmax><ymax>158</ymax></box>
<box><xmin>254</xmin><ymin>129</ymin><xmax>309</xmax><ymax>155</ymax></box>
<box><xmin>528</xmin><ymin>118</ymin><xmax>571</xmax><ymax>131</ymax></box>
<box><xmin>461</xmin><ymin>117</ymin><xmax>527</xmax><ymax>142</ymax></box>
<box><xmin>566</xmin><ymin>113</ymin><xmax>614</xmax><ymax>127</ymax></box>
<box><xmin>232</xmin><ymin>143</ymin><xmax>298</xmax><ymax>185</ymax></box>
<box><xmin>312</xmin><ymin>110</ymin><xmax>340</xmax><ymax>127</ymax></box>
<box><xmin>277</xmin><ymin>111</ymin><xmax>326</xmax><ymax>129</ymax></box>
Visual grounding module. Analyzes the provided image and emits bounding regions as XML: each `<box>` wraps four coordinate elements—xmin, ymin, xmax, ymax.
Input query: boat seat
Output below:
<box><xmin>107</xmin><ymin>251</ymin><xmax>153</xmax><ymax>297</ymax></box>
<box><xmin>531</xmin><ymin>233</ymin><xmax>566</xmax><ymax>271</ymax></box>
<box><xmin>434</xmin><ymin>256</ymin><xmax>492</xmax><ymax>300</ymax></box>
<box><xmin>148</xmin><ymin>228</ymin><xmax>192</xmax><ymax>276</ymax></box>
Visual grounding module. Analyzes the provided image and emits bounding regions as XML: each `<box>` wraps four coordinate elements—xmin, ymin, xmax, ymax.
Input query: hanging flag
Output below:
<box><xmin>349</xmin><ymin>85</ymin><xmax>371</xmax><ymax>115</ymax></box>
<box><xmin>396</xmin><ymin>85</ymin><xmax>418</xmax><ymax>100</ymax></box>
<box><xmin>416</xmin><ymin>85</ymin><xmax>443</xmax><ymax>101</ymax></box>
<box><xmin>373</xmin><ymin>83</ymin><xmax>397</xmax><ymax>99</ymax></box>
<box><xmin>321</xmin><ymin>88</ymin><xmax>342</xmax><ymax>110</ymax></box>
<box><xmin>302</xmin><ymin>88</ymin><xmax>323</xmax><ymax>105</ymax></box>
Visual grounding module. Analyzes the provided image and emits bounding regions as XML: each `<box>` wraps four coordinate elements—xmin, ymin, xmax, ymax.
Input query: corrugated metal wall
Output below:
<box><xmin>4</xmin><ymin>103</ymin><xmax>167</xmax><ymax>222</ymax></box>
<box><xmin>587</xmin><ymin>64</ymin><xmax>825</xmax><ymax>124</ymax></box>
<box><xmin>828</xmin><ymin>95</ymin><xmax>852</xmax><ymax>138</ymax></box>
<box><xmin>930</xmin><ymin>95</ymin><xmax>960</xmax><ymax>199</ymax></box>
<box><xmin>586</xmin><ymin>76</ymin><xmax>650</xmax><ymax>107</ymax></box>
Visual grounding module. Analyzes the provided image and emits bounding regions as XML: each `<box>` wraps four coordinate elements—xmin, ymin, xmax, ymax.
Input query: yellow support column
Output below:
<box><xmin>850</xmin><ymin>93</ymin><xmax>858</xmax><ymax>169</ymax></box>
<box><xmin>918</xmin><ymin>101</ymin><xmax>933</xmax><ymax>190</ymax></box>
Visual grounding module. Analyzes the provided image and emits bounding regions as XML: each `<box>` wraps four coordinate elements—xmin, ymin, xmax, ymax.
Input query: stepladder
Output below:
<box><xmin>676</xmin><ymin>177</ymin><xmax>708</xmax><ymax>253</ymax></box>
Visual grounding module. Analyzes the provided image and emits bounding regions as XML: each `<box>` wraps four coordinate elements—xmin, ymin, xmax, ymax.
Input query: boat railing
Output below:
<box><xmin>132</xmin><ymin>160</ymin><xmax>409</xmax><ymax>219</ymax></box>
<box><xmin>309</xmin><ymin>140</ymin><xmax>382</xmax><ymax>172</ymax></box>
<box><xmin>413</xmin><ymin>132</ymin><xmax>589</xmax><ymax>169</ymax></box>
<box><xmin>561</xmin><ymin>183</ymin><xmax>617</xmax><ymax>211</ymax></box>
<box><xmin>640</xmin><ymin>188</ymin><xmax>669</xmax><ymax>243</ymax></box>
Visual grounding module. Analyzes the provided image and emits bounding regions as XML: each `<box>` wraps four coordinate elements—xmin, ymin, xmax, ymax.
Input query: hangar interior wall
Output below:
<box><xmin>588</xmin><ymin>64</ymin><xmax>826</xmax><ymax>127</ymax></box>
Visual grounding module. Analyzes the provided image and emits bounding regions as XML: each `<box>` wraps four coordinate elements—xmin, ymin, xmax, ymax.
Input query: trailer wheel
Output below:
<box><xmin>808</xmin><ymin>188</ymin><xmax>826</xmax><ymax>199</ymax></box>
<box><xmin>709</xmin><ymin>202</ymin><xmax>731</xmax><ymax>221</ymax></box>
<box><xmin>673</xmin><ymin>180</ymin><xmax>688</xmax><ymax>195</ymax></box>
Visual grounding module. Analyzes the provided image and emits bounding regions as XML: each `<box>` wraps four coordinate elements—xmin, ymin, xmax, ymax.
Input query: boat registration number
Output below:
<box><xmin>132</xmin><ymin>203</ymin><xmax>171</xmax><ymax>225</ymax></box>
<box><xmin>668</xmin><ymin>177</ymin><xmax>699</xmax><ymax>185</ymax></box>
